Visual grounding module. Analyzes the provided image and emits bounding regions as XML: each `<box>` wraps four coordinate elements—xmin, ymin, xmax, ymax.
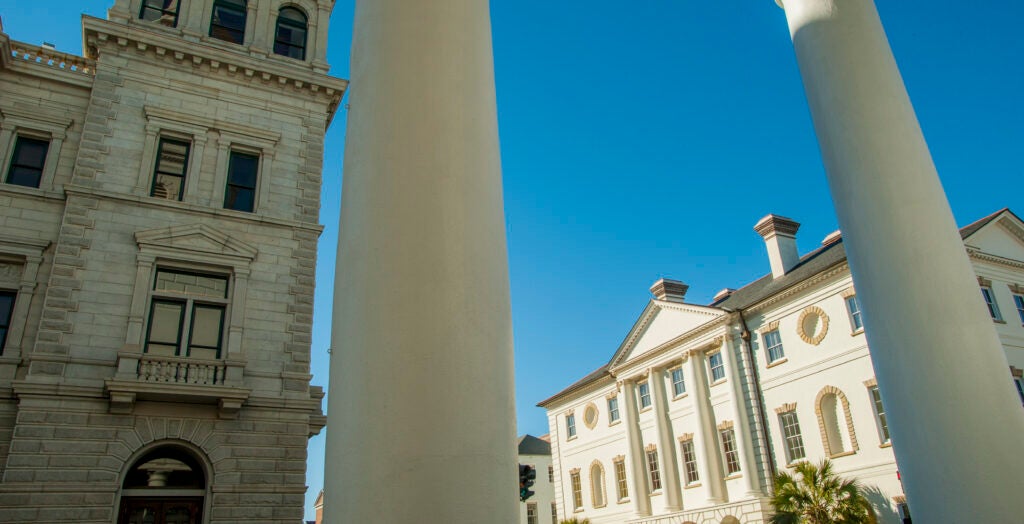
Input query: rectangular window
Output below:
<box><xmin>638</xmin><ymin>381</ymin><xmax>651</xmax><ymax>409</ymax></box>
<box><xmin>779</xmin><ymin>411</ymin><xmax>806</xmax><ymax>463</ymax></box>
<box><xmin>210</xmin><ymin>0</ymin><xmax>248</xmax><ymax>44</ymax></box>
<box><xmin>680</xmin><ymin>439</ymin><xmax>700</xmax><ymax>485</ymax></box>
<box><xmin>1014</xmin><ymin>376</ymin><xmax>1024</xmax><ymax>405</ymax></box>
<box><xmin>145</xmin><ymin>269</ymin><xmax>229</xmax><ymax>359</ymax></box>
<box><xmin>846</xmin><ymin>295</ymin><xmax>863</xmax><ymax>331</ymax></box>
<box><xmin>869</xmin><ymin>385</ymin><xmax>890</xmax><ymax>443</ymax></box>
<box><xmin>551</xmin><ymin>502</ymin><xmax>558</xmax><ymax>524</ymax></box>
<box><xmin>224</xmin><ymin>150</ymin><xmax>258</xmax><ymax>212</ymax></box>
<box><xmin>150</xmin><ymin>138</ymin><xmax>190</xmax><ymax>201</ymax></box>
<box><xmin>671</xmin><ymin>367</ymin><xmax>686</xmax><ymax>397</ymax></box>
<box><xmin>709</xmin><ymin>352</ymin><xmax>725</xmax><ymax>382</ymax></box>
<box><xmin>570</xmin><ymin>471</ymin><xmax>583</xmax><ymax>510</ymax></box>
<box><xmin>0</xmin><ymin>291</ymin><xmax>16</xmax><ymax>355</ymax></box>
<box><xmin>1014</xmin><ymin>294</ymin><xmax>1024</xmax><ymax>324</ymax></box>
<box><xmin>645</xmin><ymin>449</ymin><xmax>661</xmax><ymax>491</ymax></box>
<box><xmin>607</xmin><ymin>396</ymin><xmax>620</xmax><ymax>423</ymax></box>
<box><xmin>613</xmin><ymin>459</ymin><xmax>628</xmax><ymax>500</ymax></box>
<box><xmin>565</xmin><ymin>413</ymin><xmax>576</xmax><ymax>439</ymax></box>
<box><xmin>981</xmin><ymin>286</ymin><xmax>1002</xmax><ymax>320</ymax></box>
<box><xmin>5</xmin><ymin>136</ymin><xmax>49</xmax><ymax>188</ymax></box>
<box><xmin>720</xmin><ymin>429</ymin><xmax>741</xmax><ymax>475</ymax></box>
<box><xmin>139</xmin><ymin>0</ymin><xmax>180</xmax><ymax>26</ymax></box>
<box><xmin>526</xmin><ymin>502</ymin><xmax>537</xmax><ymax>524</ymax></box>
<box><xmin>764</xmin><ymin>330</ymin><xmax>785</xmax><ymax>363</ymax></box>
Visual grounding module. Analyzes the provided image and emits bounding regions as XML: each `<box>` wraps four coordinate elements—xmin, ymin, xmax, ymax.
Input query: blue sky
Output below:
<box><xmin>1</xmin><ymin>1</ymin><xmax>1021</xmax><ymax>519</ymax></box>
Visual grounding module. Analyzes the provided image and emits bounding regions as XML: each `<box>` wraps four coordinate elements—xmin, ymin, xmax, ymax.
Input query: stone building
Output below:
<box><xmin>0</xmin><ymin>0</ymin><xmax>346</xmax><ymax>522</ymax></box>
<box><xmin>518</xmin><ymin>434</ymin><xmax>557</xmax><ymax>524</ymax></box>
<box><xmin>539</xmin><ymin>208</ymin><xmax>1024</xmax><ymax>524</ymax></box>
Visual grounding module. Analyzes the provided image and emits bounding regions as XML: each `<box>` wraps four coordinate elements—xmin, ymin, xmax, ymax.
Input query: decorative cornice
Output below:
<box><xmin>717</xmin><ymin>420</ymin><xmax>734</xmax><ymax>431</ymax></box>
<box><xmin>754</xmin><ymin>214</ymin><xmax>800</xmax><ymax>238</ymax></box>
<box><xmin>1011</xmin><ymin>367</ymin><xmax>1023</xmax><ymax>379</ymax></box>
<box><xmin>612</xmin><ymin>455</ymin><xmax>626</xmax><ymax>463</ymax></box>
<box><xmin>1009</xmin><ymin>283</ymin><xmax>1024</xmax><ymax>295</ymax></box>
<box><xmin>758</xmin><ymin>320</ymin><xmax>781</xmax><ymax>335</ymax></box>
<box><xmin>82</xmin><ymin>16</ymin><xmax>348</xmax><ymax>122</ymax></box>
<box><xmin>746</xmin><ymin>262</ymin><xmax>850</xmax><ymax>315</ymax></box>
<box><xmin>978</xmin><ymin>276</ymin><xmax>993</xmax><ymax>287</ymax></box>
<box><xmin>644</xmin><ymin>443</ymin><xmax>658</xmax><ymax>452</ymax></box>
<box><xmin>677</xmin><ymin>433</ymin><xmax>694</xmax><ymax>442</ymax></box>
<box><xmin>840</xmin><ymin>286</ymin><xmax>857</xmax><ymax>299</ymax></box>
<box><xmin>968</xmin><ymin>249</ymin><xmax>1024</xmax><ymax>270</ymax></box>
<box><xmin>863</xmin><ymin>377</ymin><xmax>878</xmax><ymax>388</ymax></box>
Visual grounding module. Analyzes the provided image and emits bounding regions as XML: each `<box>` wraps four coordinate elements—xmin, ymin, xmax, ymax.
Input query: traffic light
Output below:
<box><xmin>518</xmin><ymin>464</ymin><xmax>536</xmax><ymax>502</ymax></box>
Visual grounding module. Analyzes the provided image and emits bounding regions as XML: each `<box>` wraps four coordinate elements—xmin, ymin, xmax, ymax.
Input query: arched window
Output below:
<box><xmin>589</xmin><ymin>461</ymin><xmax>606</xmax><ymax>508</ymax></box>
<box><xmin>815</xmin><ymin>386</ymin><xmax>860</xmax><ymax>457</ymax></box>
<box><xmin>117</xmin><ymin>444</ymin><xmax>208</xmax><ymax>524</ymax></box>
<box><xmin>210</xmin><ymin>0</ymin><xmax>247</xmax><ymax>45</ymax></box>
<box><xmin>274</xmin><ymin>7</ymin><xmax>308</xmax><ymax>60</ymax></box>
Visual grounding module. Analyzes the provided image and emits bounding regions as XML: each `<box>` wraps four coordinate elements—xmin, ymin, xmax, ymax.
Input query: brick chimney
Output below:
<box><xmin>650</xmin><ymin>278</ymin><xmax>688</xmax><ymax>303</ymax></box>
<box><xmin>754</xmin><ymin>214</ymin><xmax>801</xmax><ymax>279</ymax></box>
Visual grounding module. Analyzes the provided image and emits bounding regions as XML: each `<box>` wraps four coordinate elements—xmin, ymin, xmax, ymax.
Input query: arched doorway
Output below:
<box><xmin>117</xmin><ymin>445</ymin><xmax>207</xmax><ymax>524</ymax></box>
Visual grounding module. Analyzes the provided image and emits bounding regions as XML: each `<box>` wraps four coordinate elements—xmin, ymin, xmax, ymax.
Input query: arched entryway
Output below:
<box><xmin>117</xmin><ymin>444</ymin><xmax>208</xmax><ymax>524</ymax></box>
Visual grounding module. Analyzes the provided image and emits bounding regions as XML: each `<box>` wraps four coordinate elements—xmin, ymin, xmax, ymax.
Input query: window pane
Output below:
<box><xmin>0</xmin><ymin>292</ymin><xmax>15</xmax><ymax>326</ymax></box>
<box><xmin>11</xmin><ymin>138</ymin><xmax>48</xmax><ymax>166</ymax></box>
<box><xmin>224</xmin><ymin>186</ymin><xmax>255</xmax><ymax>212</ymax></box>
<box><xmin>6</xmin><ymin>166</ymin><xmax>43</xmax><ymax>188</ymax></box>
<box><xmin>210</xmin><ymin>0</ymin><xmax>247</xmax><ymax>44</ymax></box>
<box><xmin>152</xmin><ymin>173</ymin><xmax>184</xmax><ymax>200</ymax></box>
<box><xmin>146</xmin><ymin>300</ymin><xmax>184</xmax><ymax>355</ymax></box>
<box><xmin>155</xmin><ymin>269</ymin><xmax>228</xmax><ymax>298</ymax></box>
<box><xmin>228</xmin><ymin>152</ymin><xmax>259</xmax><ymax>187</ymax></box>
<box><xmin>156</xmin><ymin>139</ymin><xmax>189</xmax><ymax>176</ymax></box>
<box><xmin>189</xmin><ymin>304</ymin><xmax>224</xmax><ymax>357</ymax></box>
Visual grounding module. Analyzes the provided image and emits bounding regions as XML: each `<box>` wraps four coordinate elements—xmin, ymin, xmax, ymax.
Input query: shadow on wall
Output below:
<box><xmin>863</xmin><ymin>484</ymin><xmax>899</xmax><ymax>524</ymax></box>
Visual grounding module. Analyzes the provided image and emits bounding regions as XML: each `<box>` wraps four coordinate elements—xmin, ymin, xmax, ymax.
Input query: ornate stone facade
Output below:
<box><xmin>0</xmin><ymin>2</ymin><xmax>346</xmax><ymax>522</ymax></box>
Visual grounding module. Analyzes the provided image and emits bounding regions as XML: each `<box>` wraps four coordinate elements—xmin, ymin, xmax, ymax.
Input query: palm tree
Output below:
<box><xmin>770</xmin><ymin>459</ymin><xmax>874</xmax><ymax>524</ymax></box>
<box><xmin>559</xmin><ymin>518</ymin><xmax>591</xmax><ymax>524</ymax></box>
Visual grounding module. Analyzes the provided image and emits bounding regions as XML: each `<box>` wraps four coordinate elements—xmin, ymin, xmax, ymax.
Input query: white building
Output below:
<box><xmin>519</xmin><ymin>434</ymin><xmax>558</xmax><ymax>524</ymax></box>
<box><xmin>0</xmin><ymin>1</ymin><xmax>345</xmax><ymax>522</ymax></box>
<box><xmin>539</xmin><ymin>208</ymin><xmax>1024</xmax><ymax>524</ymax></box>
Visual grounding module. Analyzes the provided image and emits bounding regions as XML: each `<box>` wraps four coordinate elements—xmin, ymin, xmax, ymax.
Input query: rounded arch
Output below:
<box><xmin>273</xmin><ymin>4</ymin><xmax>310</xmax><ymax>60</ymax></box>
<box><xmin>721</xmin><ymin>516</ymin><xmax>741</xmax><ymax>524</ymax></box>
<box><xmin>115</xmin><ymin>439</ymin><xmax>213</xmax><ymax>524</ymax></box>
<box><xmin>815</xmin><ymin>386</ymin><xmax>860</xmax><ymax>457</ymax></box>
<box><xmin>589</xmin><ymin>459</ymin><xmax>607</xmax><ymax>508</ymax></box>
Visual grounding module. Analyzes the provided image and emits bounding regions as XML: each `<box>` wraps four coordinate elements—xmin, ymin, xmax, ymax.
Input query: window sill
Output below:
<box><xmin>766</xmin><ymin>357</ymin><xmax>789</xmax><ymax>369</ymax></box>
<box><xmin>683</xmin><ymin>482</ymin><xmax>702</xmax><ymax>490</ymax></box>
<box><xmin>639</xmin><ymin>406</ymin><xmax>652</xmax><ymax>413</ymax></box>
<box><xmin>879</xmin><ymin>441</ymin><xmax>892</xmax><ymax>448</ymax></box>
<box><xmin>566</xmin><ymin>435</ymin><xmax>578</xmax><ymax>442</ymax></box>
<box><xmin>784</xmin><ymin>461</ymin><xmax>806</xmax><ymax>470</ymax></box>
<box><xmin>608</xmin><ymin>419</ymin><xmax>621</xmax><ymax>427</ymax></box>
<box><xmin>710</xmin><ymin>378</ymin><xmax>727</xmax><ymax>387</ymax></box>
<box><xmin>649</xmin><ymin>490</ymin><xmax>662</xmax><ymax>497</ymax></box>
<box><xmin>573</xmin><ymin>508</ymin><xmax>585</xmax><ymax>514</ymax></box>
<box><xmin>672</xmin><ymin>392</ymin><xmax>689</xmax><ymax>401</ymax></box>
<box><xmin>850</xmin><ymin>327</ymin><xmax>864</xmax><ymax>336</ymax></box>
<box><xmin>724</xmin><ymin>473</ymin><xmax>743</xmax><ymax>480</ymax></box>
<box><xmin>616</xmin><ymin>498</ymin><xmax>630</xmax><ymax>505</ymax></box>
<box><xmin>828</xmin><ymin>450</ymin><xmax>857</xmax><ymax>459</ymax></box>
<box><xmin>993</xmin><ymin>319</ymin><xmax>1006</xmax><ymax>324</ymax></box>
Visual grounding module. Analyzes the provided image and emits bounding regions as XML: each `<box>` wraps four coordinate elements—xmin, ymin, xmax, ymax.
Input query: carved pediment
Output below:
<box><xmin>135</xmin><ymin>223</ymin><xmax>257</xmax><ymax>263</ymax></box>
<box><xmin>609</xmin><ymin>301</ymin><xmax>727</xmax><ymax>368</ymax></box>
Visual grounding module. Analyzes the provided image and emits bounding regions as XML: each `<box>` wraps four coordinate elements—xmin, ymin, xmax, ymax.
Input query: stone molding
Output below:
<box><xmin>1009</xmin><ymin>283</ymin><xmax>1024</xmax><ymax>295</ymax></box>
<box><xmin>796</xmin><ymin>306</ymin><xmax>830</xmax><ymax>345</ymax></box>
<box><xmin>677</xmin><ymin>433</ymin><xmax>694</xmax><ymax>442</ymax></box>
<box><xmin>645</xmin><ymin>443</ymin><xmax>658</xmax><ymax>452</ymax></box>
<box><xmin>1010</xmin><ymin>366</ymin><xmax>1023</xmax><ymax>379</ymax></box>
<box><xmin>583</xmin><ymin>402</ymin><xmax>599</xmax><ymax>430</ymax></box>
<box><xmin>814</xmin><ymin>386</ymin><xmax>860</xmax><ymax>457</ymax></box>
<box><xmin>754</xmin><ymin>214</ymin><xmax>800</xmax><ymax>238</ymax></box>
<box><xmin>717</xmin><ymin>420</ymin><xmax>734</xmax><ymax>431</ymax></box>
<box><xmin>757</xmin><ymin>320</ymin><xmax>781</xmax><ymax>335</ymax></box>
<box><xmin>863</xmin><ymin>377</ymin><xmax>878</xmax><ymax>387</ymax></box>
<box><xmin>978</xmin><ymin>276</ymin><xmax>993</xmax><ymax>287</ymax></box>
<box><xmin>967</xmin><ymin>248</ymin><xmax>1024</xmax><ymax>270</ymax></box>
<box><xmin>840</xmin><ymin>286</ymin><xmax>857</xmax><ymax>299</ymax></box>
<box><xmin>774</xmin><ymin>402</ymin><xmax>797</xmax><ymax>414</ymax></box>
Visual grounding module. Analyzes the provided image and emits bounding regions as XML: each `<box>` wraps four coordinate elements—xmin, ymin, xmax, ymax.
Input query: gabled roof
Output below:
<box><xmin>537</xmin><ymin>209</ymin><xmax>1018</xmax><ymax>409</ymax></box>
<box><xmin>517</xmin><ymin>434</ymin><xmax>552</xmax><ymax>456</ymax></box>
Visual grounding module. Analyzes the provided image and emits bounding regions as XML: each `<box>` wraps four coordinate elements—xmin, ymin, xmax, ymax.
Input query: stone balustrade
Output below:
<box><xmin>9</xmin><ymin>41</ymin><xmax>95</xmax><ymax>75</ymax></box>
<box><xmin>137</xmin><ymin>354</ymin><xmax>227</xmax><ymax>386</ymax></box>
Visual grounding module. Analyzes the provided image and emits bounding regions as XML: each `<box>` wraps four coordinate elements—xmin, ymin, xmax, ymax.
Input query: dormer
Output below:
<box><xmin>105</xmin><ymin>0</ymin><xmax>333</xmax><ymax>72</ymax></box>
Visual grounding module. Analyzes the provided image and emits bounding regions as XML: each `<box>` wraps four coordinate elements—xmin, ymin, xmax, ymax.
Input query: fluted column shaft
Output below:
<box><xmin>684</xmin><ymin>352</ymin><xmax>725</xmax><ymax>504</ymax></box>
<box><xmin>325</xmin><ymin>1</ymin><xmax>517</xmax><ymax>522</ymax></box>
<box><xmin>621</xmin><ymin>379</ymin><xmax>652</xmax><ymax>517</ymax></box>
<box><xmin>777</xmin><ymin>0</ymin><xmax>1024</xmax><ymax>520</ymax></box>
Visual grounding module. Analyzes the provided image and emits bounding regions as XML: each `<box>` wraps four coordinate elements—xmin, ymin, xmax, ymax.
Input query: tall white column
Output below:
<box><xmin>776</xmin><ymin>1</ymin><xmax>1024</xmax><ymax>520</ymax></box>
<box><xmin>649</xmin><ymin>367</ymin><xmax>683</xmax><ymax>511</ymax></box>
<box><xmin>621</xmin><ymin>379</ymin><xmax>652</xmax><ymax>517</ymax></box>
<box><xmin>720</xmin><ymin>336</ymin><xmax>761</xmax><ymax>496</ymax></box>
<box><xmin>324</xmin><ymin>1</ymin><xmax>517</xmax><ymax>522</ymax></box>
<box><xmin>684</xmin><ymin>352</ymin><xmax>725</xmax><ymax>505</ymax></box>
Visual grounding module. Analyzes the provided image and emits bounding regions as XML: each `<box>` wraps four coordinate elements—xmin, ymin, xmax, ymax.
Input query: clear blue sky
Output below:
<box><xmin>1</xmin><ymin>1</ymin><xmax>1021</xmax><ymax>520</ymax></box>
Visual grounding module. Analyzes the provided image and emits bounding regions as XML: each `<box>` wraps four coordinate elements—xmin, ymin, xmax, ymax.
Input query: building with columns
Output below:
<box><xmin>0</xmin><ymin>1</ymin><xmax>345</xmax><ymax>522</ymax></box>
<box><xmin>540</xmin><ymin>208</ymin><xmax>1024</xmax><ymax>524</ymax></box>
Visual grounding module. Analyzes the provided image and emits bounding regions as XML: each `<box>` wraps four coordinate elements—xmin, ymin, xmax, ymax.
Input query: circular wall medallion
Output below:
<box><xmin>797</xmin><ymin>306</ymin><xmax>830</xmax><ymax>345</ymax></box>
<box><xmin>583</xmin><ymin>402</ymin><xmax>599</xmax><ymax>429</ymax></box>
